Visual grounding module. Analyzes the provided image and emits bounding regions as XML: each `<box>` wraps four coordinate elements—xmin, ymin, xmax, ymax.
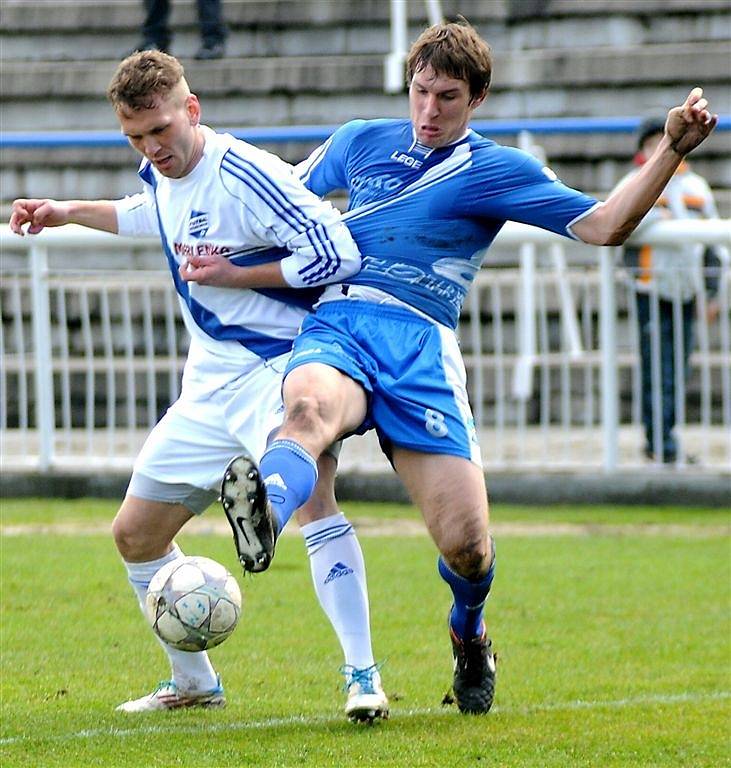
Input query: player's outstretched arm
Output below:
<box><xmin>9</xmin><ymin>198</ymin><xmax>118</xmax><ymax>236</ymax></box>
<box><xmin>572</xmin><ymin>88</ymin><xmax>718</xmax><ymax>246</ymax></box>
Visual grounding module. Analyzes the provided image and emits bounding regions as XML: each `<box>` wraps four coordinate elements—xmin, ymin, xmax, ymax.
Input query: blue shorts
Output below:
<box><xmin>285</xmin><ymin>300</ymin><xmax>482</xmax><ymax>465</ymax></box>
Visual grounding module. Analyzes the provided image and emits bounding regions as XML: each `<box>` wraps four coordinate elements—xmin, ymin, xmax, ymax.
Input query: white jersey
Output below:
<box><xmin>115</xmin><ymin>125</ymin><xmax>361</xmax><ymax>397</ymax></box>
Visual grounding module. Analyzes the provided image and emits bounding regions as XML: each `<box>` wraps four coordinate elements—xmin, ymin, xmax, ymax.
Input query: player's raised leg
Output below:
<box><xmin>222</xmin><ymin>361</ymin><xmax>368</xmax><ymax>573</ymax></box>
<box><xmin>112</xmin><ymin>492</ymin><xmax>224</xmax><ymax>712</ymax></box>
<box><xmin>393</xmin><ymin>449</ymin><xmax>497</xmax><ymax>714</ymax></box>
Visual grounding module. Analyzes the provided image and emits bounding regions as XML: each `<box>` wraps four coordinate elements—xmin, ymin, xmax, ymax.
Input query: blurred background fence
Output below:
<box><xmin>2</xmin><ymin>220</ymin><xmax>729</xmax><ymax>476</ymax></box>
<box><xmin>1</xmin><ymin>0</ymin><xmax>730</xmax><ymax>494</ymax></box>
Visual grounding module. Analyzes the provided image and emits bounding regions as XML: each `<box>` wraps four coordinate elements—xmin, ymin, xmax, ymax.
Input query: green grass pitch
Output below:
<box><xmin>1</xmin><ymin>498</ymin><xmax>729</xmax><ymax>767</ymax></box>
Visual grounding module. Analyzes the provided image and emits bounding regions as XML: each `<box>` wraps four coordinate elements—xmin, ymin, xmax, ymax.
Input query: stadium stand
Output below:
<box><xmin>1</xmin><ymin>1</ymin><xmax>729</xmax><ymax>499</ymax></box>
<box><xmin>1</xmin><ymin>0</ymin><xmax>729</xmax><ymax>210</ymax></box>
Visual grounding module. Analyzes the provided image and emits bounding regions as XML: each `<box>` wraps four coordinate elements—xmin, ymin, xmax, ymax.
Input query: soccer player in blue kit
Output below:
<box><xmin>187</xmin><ymin>19</ymin><xmax>718</xmax><ymax>714</ymax></box>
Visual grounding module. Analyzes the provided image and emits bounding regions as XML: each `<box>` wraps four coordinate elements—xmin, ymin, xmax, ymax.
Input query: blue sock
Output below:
<box><xmin>259</xmin><ymin>439</ymin><xmax>318</xmax><ymax>531</ymax></box>
<box><xmin>438</xmin><ymin>551</ymin><xmax>495</xmax><ymax>641</ymax></box>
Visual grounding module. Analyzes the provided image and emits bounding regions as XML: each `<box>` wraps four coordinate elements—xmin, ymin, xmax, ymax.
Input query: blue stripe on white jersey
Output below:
<box><xmin>179</xmin><ymin>290</ymin><xmax>293</xmax><ymax>357</ymax></box>
<box><xmin>300</xmin><ymin>223</ymin><xmax>343</xmax><ymax>283</ymax></box>
<box><xmin>302</xmin><ymin>225</ymin><xmax>339</xmax><ymax>281</ymax></box>
<box><xmin>222</xmin><ymin>149</ymin><xmax>312</xmax><ymax>231</ymax></box>
<box><xmin>221</xmin><ymin>149</ymin><xmax>341</xmax><ymax>286</ymax></box>
<box><xmin>228</xmin><ymin>247</ymin><xmax>323</xmax><ymax>310</ymax></box>
<box><xmin>141</xmin><ymin>161</ymin><xmax>295</xmax><ymax>360</ymax></box>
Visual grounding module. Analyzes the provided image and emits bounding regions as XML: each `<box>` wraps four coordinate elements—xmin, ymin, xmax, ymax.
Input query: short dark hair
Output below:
<box><xmin>107</xmin><ymin>50</ymin><xmax>185</xmax><ymax>111</ymax></box>
<box><xmin>636</xmin><ymin>117</ymin><xmax>665</xmax><ymax>150</ymax></box>
<box><xmin>406</xmin><ymin>17</ymin><xmax>492</xmax><ymax>100</ymax></box>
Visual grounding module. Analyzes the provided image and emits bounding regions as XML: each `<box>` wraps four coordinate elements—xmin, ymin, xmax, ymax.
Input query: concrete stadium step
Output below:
<box><xmin>0</xmin><ymin>0</ymin><xmax>463</xmax><ymax>32</ymax></box>
<box><xmin>4</xmin><ymin>43</ymin><xmax>729</xmax><ymax>103</ymax></box>
<box><xmin>0</xmin><ymin>0</ymin><xmax>496</xmax><ymax>62</ymax></box>
<box><xmin>1</xmin><ymin>1</ymin><xmax>729</xmax><ymax>212</ymax></box>
<box><xmin>3</xmin><ymin>0</ymin><xmax>726</xmax><ymax>31</ymax></box>
<box><xmin>545</xmin><ymin>0</ymin><xmax>729</xmax><ymax>13</ymax></box>
<box><xmin>2</xmin><ymin>1</ymin><xmax>728</xmax><ymax>62</ymax></box>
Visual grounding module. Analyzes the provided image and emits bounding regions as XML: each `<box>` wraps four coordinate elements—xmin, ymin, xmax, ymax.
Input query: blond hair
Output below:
<box><xmin>107</xmin><ymin>50</ymin><xmax>186</xmax><ymax>111</ymax></box>
<box><xmin>406</xmin><ymin>17</ymin><xmax>492</xmax><ymax>100</ymax></box>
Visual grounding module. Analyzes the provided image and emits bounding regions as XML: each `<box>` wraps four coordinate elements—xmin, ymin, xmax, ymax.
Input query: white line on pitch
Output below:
<box><xmin>1</xmin><ymin>690</ymin><xmax>729</xmax><ymax>746</ymax></box>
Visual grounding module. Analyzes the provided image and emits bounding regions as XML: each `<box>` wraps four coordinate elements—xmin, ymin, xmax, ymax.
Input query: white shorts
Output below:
<box><xmin>131</xmin><ymin>353</ymin><xmax>287</xmax><ymax>494</ymax></box>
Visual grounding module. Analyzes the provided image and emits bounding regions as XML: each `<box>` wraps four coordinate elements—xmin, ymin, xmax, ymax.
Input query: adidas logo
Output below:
<box><xmin>324</xmin><ymin>561</ymin><xmax>354</xmax><ymax>584</ymax></box>
<box><xmin>264</xmin><ymin>473</ymin><xmax>287</xmax><ymax>491</ymax></box>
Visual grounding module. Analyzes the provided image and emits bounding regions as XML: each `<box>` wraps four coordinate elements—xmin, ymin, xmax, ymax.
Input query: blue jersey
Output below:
<box><xmin>296</xmin><ymin>119</ymin><xmax>600</xmax><ymax>328</ymax></box>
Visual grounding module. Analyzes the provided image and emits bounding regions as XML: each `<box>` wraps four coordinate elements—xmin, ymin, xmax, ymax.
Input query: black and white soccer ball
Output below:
<box><xmin>145</xmin><ymin>556</ymin><xmax>242</xmax><ymax>652</ymax></box>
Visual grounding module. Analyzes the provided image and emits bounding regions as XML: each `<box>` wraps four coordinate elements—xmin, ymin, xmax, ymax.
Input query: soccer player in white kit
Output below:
<box><xmin>8</xmin><ymin>51</ymin><xmax>388</xmax><ymax>721</ymax></box>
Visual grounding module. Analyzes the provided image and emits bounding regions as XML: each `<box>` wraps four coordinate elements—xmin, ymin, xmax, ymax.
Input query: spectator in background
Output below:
<box><xmin>618</xmin><ymin>117</ymin><xmax>726</xmax><ymax>464</ymax></box>
<box><xmin>130</xmin><ymin>0</ymin><xmax>227</xmax><ymax>60</ymax></box>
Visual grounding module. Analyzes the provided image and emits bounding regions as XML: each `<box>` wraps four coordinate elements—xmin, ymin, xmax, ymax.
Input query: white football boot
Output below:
<box><xmin>115</xmin><ymin>677</ymin><xmax>225</xmax><ymax>712</ymax></box>
<box><xmin>342</xmin><ymin>664</ymin><xmax>389</xmax><ymax>723</ymax></box>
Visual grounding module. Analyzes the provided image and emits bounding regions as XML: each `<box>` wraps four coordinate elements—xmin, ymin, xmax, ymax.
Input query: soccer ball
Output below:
<box><xmin>145</xmin><ymin>556</ymin><xmax>242</xmax><ymax>652</ymax></box>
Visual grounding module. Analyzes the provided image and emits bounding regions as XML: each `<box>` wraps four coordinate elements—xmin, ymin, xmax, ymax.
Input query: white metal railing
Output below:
<box><xmin>385</xmin><ymin>0</ymin><xmax>443</xmax><ymax>93</ymax></box>
<box><xmin>0</xmin><ymin>221</ymin><xmax>729</xmax><ymax>473</ymax></box>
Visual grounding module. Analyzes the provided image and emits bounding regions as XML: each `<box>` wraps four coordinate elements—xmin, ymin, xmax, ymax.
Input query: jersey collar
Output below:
<box><xmin>408</xmin><ymin>127</ymin><xmax>471</xmax><ymax>158</ymax></box>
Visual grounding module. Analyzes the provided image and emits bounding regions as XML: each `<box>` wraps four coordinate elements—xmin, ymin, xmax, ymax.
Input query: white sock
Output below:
<box><xmin>124</xmin><ymin>545</ymin><xmax>218</xmax><ymax>693</ymax></box>
<box><xmin>301</xmin><ymin>513</ymin><xmax>375</xmax><ymax>670</ymax></box>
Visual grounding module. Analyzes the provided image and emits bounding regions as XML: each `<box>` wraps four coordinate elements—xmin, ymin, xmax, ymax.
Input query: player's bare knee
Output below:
<box><xmin>443</xmin><ymin>536</ymin><xmax>491</xmax><ymax>580</ymax></box>
<box><xmin>286</xmin><ymin>395</ymin><xmax>322</xmax><ymax>426</ymax></box>
<box><xmin>283</xmin><ymin>395</ymin><xmax>335</xmax><ymax>445</ymax></box>
<box><xmin>112</xmin><ymin>514</ymin><xmax>140</xmax><ymax>559</ymax></box>
<box><xmin>112</xmin><ymin>512</ymin><xmax>168</xmax><ymax>561</ymax></box>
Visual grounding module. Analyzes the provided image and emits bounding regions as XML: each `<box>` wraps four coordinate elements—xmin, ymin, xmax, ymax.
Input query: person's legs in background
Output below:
<box><xmin>638</xmin><ymin>293</ymin><xmax>679</xmax><ymax>462</ymax></box>
<box><xmin>141</xmin><ymin>0</ymin><xmax>171</xmax><ymax>51</ymax></box>
<box><xmin>195</xmin><ymin>0</ymin><xmax>227</xmax><ymax>59</ymax></box>
<box><xmin>637</xmin><ymin>292</ymin><xmax>657</xmax><ymax>458</ymax></box>
<box><xmin>662</xmin><ymin>299</ymin><xmax>696</xmax><ymax>463</ymax></box>
<box><xmin>659</xmin><ymin>297</ymin><xmax>696</xmax><ymax>462</ymax></box>
<box><xmin>657</xmin><ymin>299</ymin><xmax>679</xmax><ymax>460</ymax></box>
<box><xmin>638</xmin><ymin>294</ymin><xmax>697</xmax><ymax>463</ymax></box>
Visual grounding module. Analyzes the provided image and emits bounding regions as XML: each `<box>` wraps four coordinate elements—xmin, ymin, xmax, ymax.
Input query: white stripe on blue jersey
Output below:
<box><xmin>343</xmin><ymin>143</ymin><xmax>473</xmax><ymax>224</ymax></box>
<box><xmin>297</xmin><ymin>135</ymin><xmax>335</xmax><ymax>187</ymax></box>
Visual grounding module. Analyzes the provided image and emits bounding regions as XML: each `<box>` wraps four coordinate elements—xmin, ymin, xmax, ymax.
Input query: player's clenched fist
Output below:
<box><xmin>665</xmin><ymin>87</ymin><xmax>718</xmax><ymax>158</ymax></box>
<box><xmin>180</xmin><ymin>253</ymin><xmax>251</xmax><ymax>288</ymax></box>
<box><xmin>9</xmin><ymin>198</ymin><xmax>71</xmax><ymax>235</ymax></box>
